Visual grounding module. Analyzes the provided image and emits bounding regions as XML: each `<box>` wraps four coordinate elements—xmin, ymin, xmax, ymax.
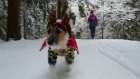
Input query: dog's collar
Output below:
<box><xmin>55</xmin><ymin>22</ymin><xmax>67</xmax><ymax>30</ymax></box>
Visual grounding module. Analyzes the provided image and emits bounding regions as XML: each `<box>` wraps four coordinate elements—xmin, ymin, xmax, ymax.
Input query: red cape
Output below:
<box><xmin>39</xmin><ymin>34</ymin><xmax>79</xmax><ymax>55</ymax></box>
<box><xmin>67</xmin><ymin>34</ymin><xmax>79</xmax><ymax>54</ymax></box>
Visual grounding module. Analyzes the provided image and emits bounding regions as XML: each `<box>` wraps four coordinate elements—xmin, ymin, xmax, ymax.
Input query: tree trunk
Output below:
<box><xmin>61</xmin><ymin>0</ymin><xmax>68</xmax><ymax>17</ymax></box>
<box><xmin>101</xmin><ymin>27</ymin><xmax>104</xmax><ymax>39</ymax></box>
<box><xmin>61</xmin><ymin>3</ymin><xmax>68</xmax><ymax>17</ymax></box>
<box><xmin>131</xmin><ymin>0</ymin><xmax>136</xmax><ymax>8</ymax></box>
<box><xmin>23</xmin><ymin>8</ymin><xmax>27</xmax><ymax>39</ymax></box>
<box><xmin>57</xmin><ymin>0</ymin><xmax>68</xmax><ymax>19</ymax></box>
<box><xmin>7</xmin><ymin>0</ymin><xmax>21</xmax><ymax>41</ymax></box>
<box><xmin>57</xmin><ymin>0</ymin><xmax>62</xmax><ymax>19</ymax></box>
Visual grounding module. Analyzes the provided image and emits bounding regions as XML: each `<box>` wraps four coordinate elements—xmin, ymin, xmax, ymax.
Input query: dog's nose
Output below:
<box><xmin>48</xmin><ymin>38</ymin><xmax>54</xmax><ymax>45</ymax></box>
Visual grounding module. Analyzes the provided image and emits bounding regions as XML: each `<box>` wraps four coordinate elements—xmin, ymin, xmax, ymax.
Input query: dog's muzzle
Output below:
<box><xmin>48</xmin><ymin>38</ymin><xmax>54</xmax><ymax>45</ymax></box>
<box><xmin>48</xmin><ymin>36</ymin><xmax>57</xmax><ymax>45</ymax></box>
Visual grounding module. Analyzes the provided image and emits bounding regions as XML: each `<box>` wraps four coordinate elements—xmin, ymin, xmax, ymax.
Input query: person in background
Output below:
<box><xmin>88</xmin><ymin>10</ymin><xmax>98</xmax><ymax>39</ymax></box>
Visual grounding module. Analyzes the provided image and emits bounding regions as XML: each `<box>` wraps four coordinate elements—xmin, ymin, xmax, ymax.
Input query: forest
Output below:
<box><xmin>0</xmin><ymin>0</ymin><xmax>140</xmax><ymax>41</ymax></box>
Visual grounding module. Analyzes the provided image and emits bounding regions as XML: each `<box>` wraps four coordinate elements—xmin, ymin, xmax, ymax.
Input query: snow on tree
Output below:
<box><xmin>0</xmin><ymin>0</ymin><xmax>139</xmax><ymax>41</ymax></box>
<box><xmin>69</xmin><ymin>0</ymin><xmax>140</xmax><ymax>40</ymax></box>
<box><xmin>0</xmin><ymin>0</ymin><xmax>7</xmax><ymax>41</ymax></box>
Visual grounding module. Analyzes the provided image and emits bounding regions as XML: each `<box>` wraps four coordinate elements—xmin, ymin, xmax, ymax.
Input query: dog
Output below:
<box><xmin>40</xmin><ymin>11</ymin><xmax>79</xmax><ymax>79</ymax></box>
<box><xmin>46</xmin><ymin>19</ymin><xmax>75</xmax><ymax>79</ymax></box>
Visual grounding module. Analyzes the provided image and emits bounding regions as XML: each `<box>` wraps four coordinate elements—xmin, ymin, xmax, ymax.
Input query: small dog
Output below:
<box><xmin>45</xmin><ymin>12</ymin><xmax>78</xmax><ymax>79</ymax></box>
<box><xmin>46</xmin><ymin>20</ymin><xmax>74</xmax><ymax>64</ymax></box>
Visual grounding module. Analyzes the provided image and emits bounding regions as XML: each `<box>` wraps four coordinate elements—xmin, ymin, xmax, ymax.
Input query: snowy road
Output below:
<box><xmin>0</xmin><ymin>39</ymin><xmax>139</xmax><ymax>79</ymax></box>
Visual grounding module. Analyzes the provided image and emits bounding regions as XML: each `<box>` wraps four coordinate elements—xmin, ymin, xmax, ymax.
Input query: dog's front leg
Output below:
<box><xmin>48</xmin><ymin>49</ymin><xmax>57</xmax><ymax>79</ymax></box>
<box><xmin>65</xmin><ymin>50</ymin><xmax>74</xmax><ymax>72</ymax></box>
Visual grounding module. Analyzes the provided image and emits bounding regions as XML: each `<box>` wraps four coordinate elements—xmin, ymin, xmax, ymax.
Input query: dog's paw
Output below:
<box><xmin>49</xmin><ymin>66</ymin><xmax>57</xmax><ymax>79</ymax></box>
<box><xmin>66</xmin><ymin>64</ymin><xmax>71</xmax><ymax>72</ymax></box>
<box><xmin>49</xmin><ymin>73</ymin><xmax>57</xmax><ymax>79</ymax></box>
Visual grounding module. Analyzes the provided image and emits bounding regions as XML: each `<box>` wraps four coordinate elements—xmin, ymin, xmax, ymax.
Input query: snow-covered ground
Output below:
<box><xmin>0</xmin><ymin>39</ymin><xmax>140</xmax><ymax>79</ymax></box>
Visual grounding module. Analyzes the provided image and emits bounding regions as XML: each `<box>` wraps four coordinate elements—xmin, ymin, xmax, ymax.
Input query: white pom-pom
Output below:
<box><xmin>56</xmin><ymin>19</ymin><xmax>62</xmax><ymax>23</ymax></box>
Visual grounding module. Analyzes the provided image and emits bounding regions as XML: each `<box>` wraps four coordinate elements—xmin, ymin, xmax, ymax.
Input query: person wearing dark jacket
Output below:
<box><xmin>88</xmin><ymin>10</ymin><xmax>98</xmax><ymax>39</ymax></box>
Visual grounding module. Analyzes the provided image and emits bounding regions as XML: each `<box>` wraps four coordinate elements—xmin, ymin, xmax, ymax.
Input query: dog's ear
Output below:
<box><xmin>62</xmin><ymin>13</ymin><xmax>70</xmax><ymax>25</ymax></box>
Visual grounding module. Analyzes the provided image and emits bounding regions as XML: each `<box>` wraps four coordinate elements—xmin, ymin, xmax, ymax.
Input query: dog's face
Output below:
<box><xmin>46</xmin><ymin>23</ymin><xmax>69</xmax><ymax>50</ymax></box>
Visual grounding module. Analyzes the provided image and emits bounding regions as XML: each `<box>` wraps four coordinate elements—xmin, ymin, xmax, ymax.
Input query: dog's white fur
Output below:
<box><xmin>48</xmin><ymin>32</ymin><xmax>69</xmax><ymax>50</ymax></box>
<box><xmin>49</xmin><ymin>64</ymin><xmax>71</xmax><ymax>79</ymax></box>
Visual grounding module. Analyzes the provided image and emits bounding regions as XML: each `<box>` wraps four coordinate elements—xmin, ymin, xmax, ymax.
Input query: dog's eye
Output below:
<box><xmin>55</xmin><ymin>29</ymin><xmax>61</xmax><ymax>34</ymax></box>
<box><xmin>47</xmin><ymin>29</ymin><xmax>51</xmax><ymax>34</ymax></box>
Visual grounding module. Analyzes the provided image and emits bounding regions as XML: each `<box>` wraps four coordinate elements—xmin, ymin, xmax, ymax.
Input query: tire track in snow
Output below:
<box><xmin>98</xmin><ymin>41</ymin><xmax>128</xmax><ymax>54</ymax></box>
<box><xmin>90</xmin><ymin>41</ymin><xmax>140</xmax><ymax>79</ymax></box>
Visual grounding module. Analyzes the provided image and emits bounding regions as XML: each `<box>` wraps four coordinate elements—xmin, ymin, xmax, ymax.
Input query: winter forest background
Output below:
<box><xmin>0</xmin><ymin>0</ymin><xmax>140</xmax><ymax>41</ymax></box>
